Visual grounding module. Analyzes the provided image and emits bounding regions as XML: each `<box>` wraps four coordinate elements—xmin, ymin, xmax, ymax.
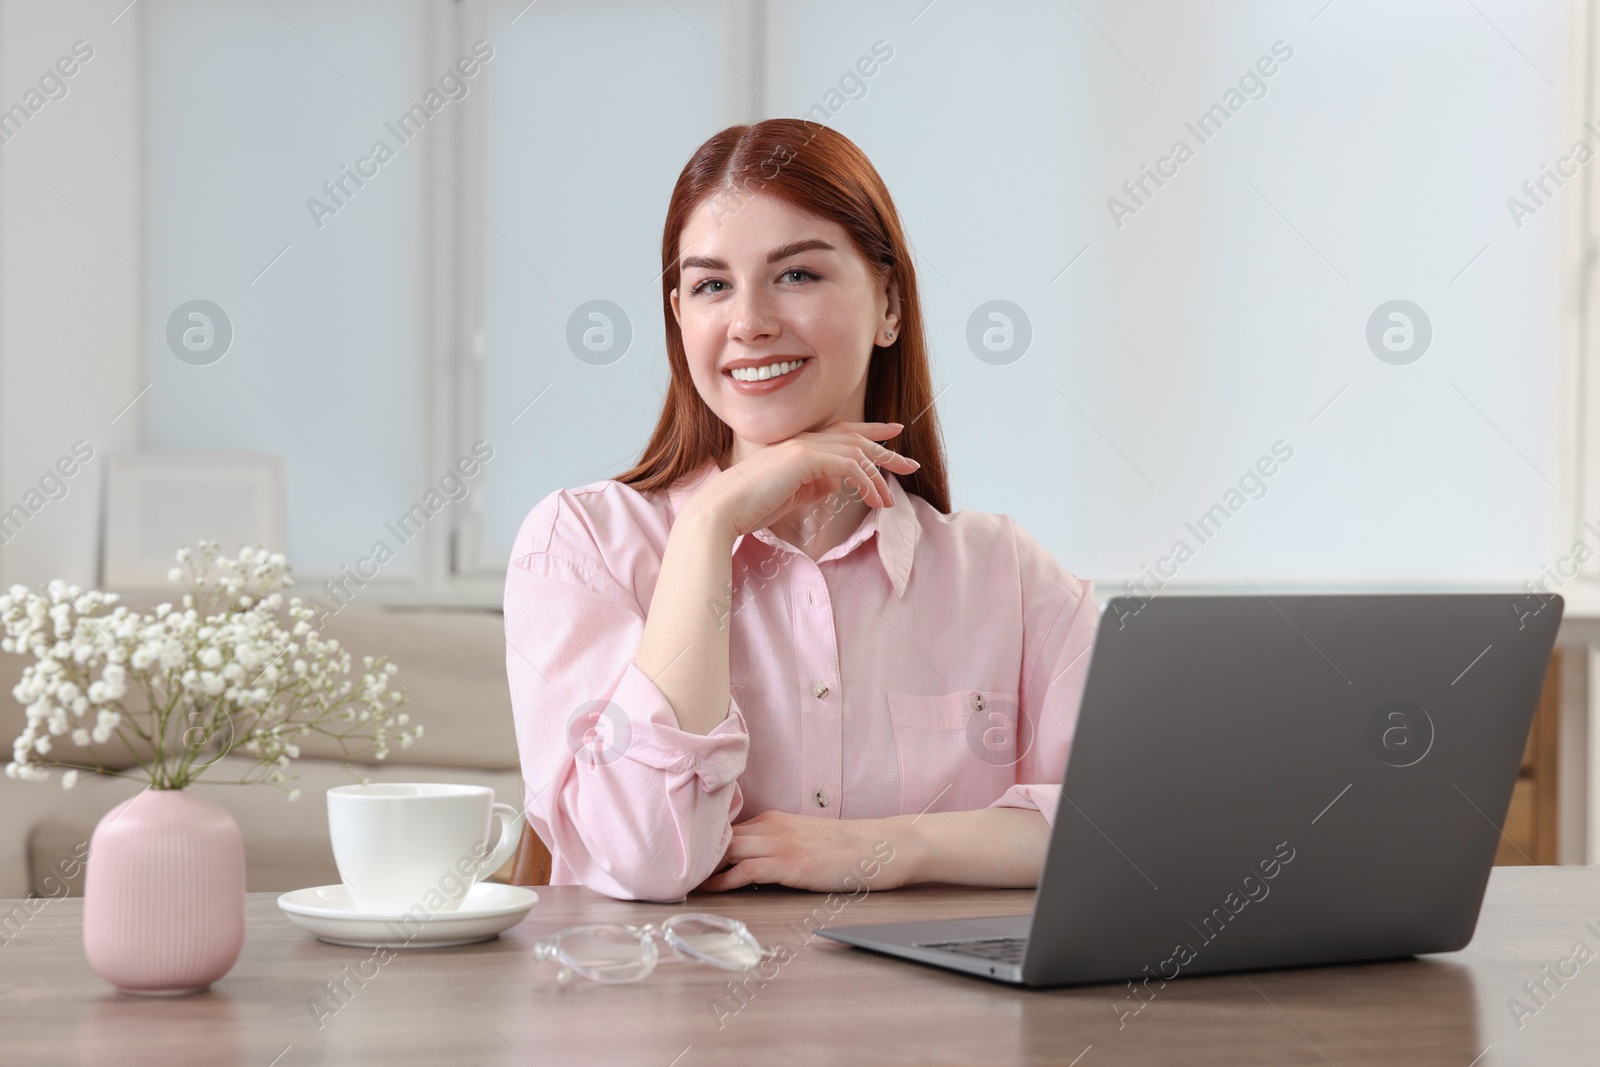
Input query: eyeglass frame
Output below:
<box><xmin>532</xmin><ymin>910</ymin><xmax>779</xmax><ymax>985</ymax></box>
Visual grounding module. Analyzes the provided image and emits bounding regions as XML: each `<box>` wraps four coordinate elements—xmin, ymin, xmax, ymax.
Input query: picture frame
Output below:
<box><xmin>102</xmin><ymin>453</ymin><xmax>287</xmax><ymax>589</ymax></box>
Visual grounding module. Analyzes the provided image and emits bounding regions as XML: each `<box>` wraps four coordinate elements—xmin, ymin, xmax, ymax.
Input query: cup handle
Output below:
<box><xmin>476</xmin><ymin>802</ymin><xmax>524</xmax><ymax>883</ymax></box>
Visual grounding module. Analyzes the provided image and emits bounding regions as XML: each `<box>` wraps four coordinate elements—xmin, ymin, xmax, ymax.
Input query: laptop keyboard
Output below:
<box><xmin>915</xmin><ymin>936</ymin><xmax>1028</xmax><ymax>964</ymax></box>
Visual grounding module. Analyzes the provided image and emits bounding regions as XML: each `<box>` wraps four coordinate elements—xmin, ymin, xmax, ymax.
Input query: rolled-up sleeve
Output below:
<box><xmin>987</xmin><ymin>517</ymin><xmax>1099</xmax><ymax>828</ymax></box>
<box><xmin>504</xmin><ymin>490</ymin><xmax>750</xmax><ymax>902</ymax></box>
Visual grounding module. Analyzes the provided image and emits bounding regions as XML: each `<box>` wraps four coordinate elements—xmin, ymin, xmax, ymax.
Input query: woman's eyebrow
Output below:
<box><xmin>680</xmin><ymin>239</ymin><xmax>837</xmax><ymax>272</ymax></box>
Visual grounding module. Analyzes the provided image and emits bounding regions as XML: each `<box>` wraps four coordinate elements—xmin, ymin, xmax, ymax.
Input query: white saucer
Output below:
<box><xmin>276</xmin><ymin>882</ymin><xmax>539</xmax><ymax>948</ymax></box>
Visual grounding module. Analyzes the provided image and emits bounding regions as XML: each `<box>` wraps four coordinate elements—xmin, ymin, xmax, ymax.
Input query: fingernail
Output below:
<box><xmin>908</xmin><ymin>459</ymin><xmax>921</xmax><ymax>468</ymax></box>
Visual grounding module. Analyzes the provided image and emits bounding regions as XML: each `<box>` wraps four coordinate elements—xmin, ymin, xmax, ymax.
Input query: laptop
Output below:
<box><xmin>817</xmin><ymin>591</ymin><xmax>1564</xmax><ymax>987</ymax></box>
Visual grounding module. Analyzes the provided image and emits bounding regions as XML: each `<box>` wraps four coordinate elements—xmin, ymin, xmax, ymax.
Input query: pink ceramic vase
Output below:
<box><xmin>83</xmin><ymin>788</ymin><xmax>246</xmax><ymax>995</ymax></box>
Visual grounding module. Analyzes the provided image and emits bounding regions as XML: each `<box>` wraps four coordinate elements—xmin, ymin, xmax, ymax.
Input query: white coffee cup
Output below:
<box><xmin>326</xmin><ymin>783</ymin><xmax>523</xmax><ymax>914</ymax></box>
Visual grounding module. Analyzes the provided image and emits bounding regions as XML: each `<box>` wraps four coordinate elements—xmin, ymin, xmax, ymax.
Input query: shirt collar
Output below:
<box><xmin>665</xmin><ymin>458</ymin><xmax>918</xmax><ymax>597</ymax></box>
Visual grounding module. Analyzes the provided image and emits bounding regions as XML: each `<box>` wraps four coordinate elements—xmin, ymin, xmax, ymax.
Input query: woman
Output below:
<box><xmin>505</xmin><ymin>119</ymin><xmax>1098</xmax><ymax>903</ymax></box>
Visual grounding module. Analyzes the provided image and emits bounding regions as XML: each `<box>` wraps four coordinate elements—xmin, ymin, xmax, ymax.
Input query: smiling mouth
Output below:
<box><xmin>725</xmin><ymin>358</ymin><xmax>811</xmax><ymax>382</ymax></box>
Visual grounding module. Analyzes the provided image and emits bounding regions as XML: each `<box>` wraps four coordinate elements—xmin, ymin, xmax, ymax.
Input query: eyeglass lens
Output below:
<box><xmin>553</xmin><ymin>925</ymin><xmax>660</xmax><ymax>983</ymax></box>
<box><xmin>662</xmin><ymin>914</ymin><xmax>764</xmax><ymax>970</ymax></box>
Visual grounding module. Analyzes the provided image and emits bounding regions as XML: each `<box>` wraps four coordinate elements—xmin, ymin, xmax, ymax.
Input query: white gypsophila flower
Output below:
<box><xmin>60</xmin><ymin>769</ymin><xmax>77</xmax><ymax>789</ymax></box>
<box><xmin>3</xmin><ymin>544</ymin><xmax>411</xmax><ymax>791</ymax></box>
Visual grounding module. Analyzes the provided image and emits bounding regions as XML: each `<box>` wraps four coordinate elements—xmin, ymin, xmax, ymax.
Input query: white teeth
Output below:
<box><xmin>731</xmin><ymin>359</ymin><xmax>805</xmax><ymax>382</ymax></box>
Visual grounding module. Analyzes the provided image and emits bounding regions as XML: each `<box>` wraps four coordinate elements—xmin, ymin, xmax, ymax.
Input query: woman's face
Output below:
<box><xmin>670</xmin><ymin>192</ymin><xmax>900</xmax><ymax>464</ymax></box>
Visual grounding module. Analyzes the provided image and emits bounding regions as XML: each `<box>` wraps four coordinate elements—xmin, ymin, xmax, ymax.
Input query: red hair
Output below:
<box><xmin>614</xmin><ymin>119</ymin><xmax>951</xmax><ymax>514</ymax></box>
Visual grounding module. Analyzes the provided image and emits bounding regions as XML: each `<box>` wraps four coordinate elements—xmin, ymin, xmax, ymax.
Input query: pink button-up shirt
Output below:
<box><xmin>503</xmin><ymin>457</ymin><xmax>1099</xmax><ymax>902</ymax></box>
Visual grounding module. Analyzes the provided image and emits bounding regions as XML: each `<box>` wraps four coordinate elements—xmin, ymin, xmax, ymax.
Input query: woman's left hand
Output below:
<box><xmin>694</xmin><ymin>810</ymin><xmax>913</xmax><ymax>893</ymax></box>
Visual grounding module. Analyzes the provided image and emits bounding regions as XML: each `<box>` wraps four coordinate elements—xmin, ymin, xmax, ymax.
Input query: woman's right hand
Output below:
<box><xmin>689</xmin><ymin>421</ymin><xmax>921</xmax><ymax>539</ymax></box>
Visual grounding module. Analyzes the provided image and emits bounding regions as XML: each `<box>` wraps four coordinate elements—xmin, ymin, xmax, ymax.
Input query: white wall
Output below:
<box><xmin>0</xmin><ymin>0</ymin><xmax>143</xmax><ymax>591</ymax></box>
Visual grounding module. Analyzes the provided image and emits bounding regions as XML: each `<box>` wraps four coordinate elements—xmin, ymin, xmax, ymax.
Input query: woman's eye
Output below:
<box><xmin>690</xmin><ymin>279</ymin><xmax>726</xmax><ymax>296</ymax></box>
<box><xmin>781</xmin><ymin>269</ymin><xmax>817</xmax><ymax>284</ymax></box>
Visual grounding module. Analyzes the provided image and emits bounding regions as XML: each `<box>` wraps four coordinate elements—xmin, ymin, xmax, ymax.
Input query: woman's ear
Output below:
<box><xmin>669</xmin><ymin>286</ymin><xmax>682</xmax><ymax>328</ymax></box>
<box><xmin>879</xmin><ymin>274</ymin><xmax>901</xmax><ymax>346</ymax></box>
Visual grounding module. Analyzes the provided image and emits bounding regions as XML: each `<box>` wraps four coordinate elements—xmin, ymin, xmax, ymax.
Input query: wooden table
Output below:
<box><xmin>1</xmin><ymin>866</ymin><xmax>1596</xmax><ymax>1065</ymax></box>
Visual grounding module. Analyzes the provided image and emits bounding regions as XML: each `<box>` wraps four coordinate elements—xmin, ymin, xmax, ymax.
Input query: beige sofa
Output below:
<box><xmin>0</xmin><ymin>599</ymin><xmax>526</xmax><ymax>900</ymax></box>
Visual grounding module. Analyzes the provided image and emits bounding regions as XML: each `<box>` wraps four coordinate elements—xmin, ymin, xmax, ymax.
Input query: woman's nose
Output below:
<box><xmin>728</xmin><ymin>288</ymin><xmax>779</xmax><ymax>344</ymax></box>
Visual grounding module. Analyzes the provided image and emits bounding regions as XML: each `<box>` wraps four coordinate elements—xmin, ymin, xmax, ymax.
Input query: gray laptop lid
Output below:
<box><xmin>1023</xmin><ymin>592</ymin><xmax>1562</xmax><ymax>987</ymax></box>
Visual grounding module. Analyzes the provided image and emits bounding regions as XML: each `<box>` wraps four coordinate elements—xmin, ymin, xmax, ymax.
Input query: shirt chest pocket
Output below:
<box><xmin>886</xmin><ymin>689</ymin><xmax>1024</xmax><ymax>816</ymax></box>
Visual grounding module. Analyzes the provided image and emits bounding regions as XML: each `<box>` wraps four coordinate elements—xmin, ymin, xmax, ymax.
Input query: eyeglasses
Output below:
<box><xmin>532</xmin><ymin>912</ymin><xmax>778</xmax><ymax>984</ymax></box>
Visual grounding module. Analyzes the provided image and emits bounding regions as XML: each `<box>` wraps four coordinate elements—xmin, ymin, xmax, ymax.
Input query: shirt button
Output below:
<box><xmin>813</xmin><ymin>682</ymin><xmax>829</xmax><ymax>699</ymax></box>
<box><xmin>971</xmin><ymin>693</ymin><xmax>985</xmax><ymax>711</ymax></box>
<box><xmin>815</xmin><ymin>790</ymin><xmax>828</xmax><ymax>808</ymax></box>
